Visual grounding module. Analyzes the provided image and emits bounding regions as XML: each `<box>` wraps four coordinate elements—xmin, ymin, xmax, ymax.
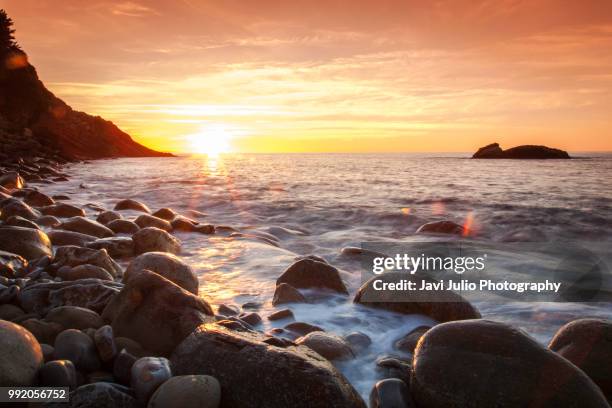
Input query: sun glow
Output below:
<box><xmin>186</xmin><ymin>124</ymin><xmax>234</xmax><ymax>156</ymax></box>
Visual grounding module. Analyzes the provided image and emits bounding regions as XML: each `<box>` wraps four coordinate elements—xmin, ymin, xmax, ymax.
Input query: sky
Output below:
<box><xmin>3</xmin><ymin>0</ymin><xmax>612</xmax><ymax>153</ymax></box>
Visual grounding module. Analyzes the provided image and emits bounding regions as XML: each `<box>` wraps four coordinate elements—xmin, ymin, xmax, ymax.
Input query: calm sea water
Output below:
<box><xmin>41</xmin><ymin>153</ymin><xmax>612</xmax><ymax>399</ymax></box>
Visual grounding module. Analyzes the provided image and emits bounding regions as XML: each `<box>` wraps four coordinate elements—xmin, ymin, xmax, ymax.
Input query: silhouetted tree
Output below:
<box><xmin>0</xmin><ymin>9</ymin><xmax>19</xmax><ymax>54</ymax></box>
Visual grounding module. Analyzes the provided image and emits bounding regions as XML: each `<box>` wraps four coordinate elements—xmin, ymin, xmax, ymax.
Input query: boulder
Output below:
<box><xmin>135</xmin><ymin>214</ymin><xmax>172</xmax><ymax>231</ymax></box>
<box><xmin>411</xmin><ymin>319</ymin><xmax>609</xmax><ymax>407</ymax></box>
<box><xmin>0</xmin><ymin>226</ymin><xmax>52</xmax><ymax>260</ymax></box>
<box><xmin>57</xmin><ymin>264</ymin><xmax>114</xmax><ymax>281</ymax></box>
<box><xmin>107</xmin><ymin>219</ymin><xmax>140</xmax><ymax>234</ymax></box>
<box><xmin>39</xmin><ymin>360</ymin><xmax>78</xmax><ymax>389</ymax></box>
<box><xmin>277</xmin><ymin>259</ymin><xmax>348</xmax><ymax>294</ymax></box>
<box><xmin>132</xmin><ymin>227</ymin><xmax>181</xmax><ymax>255</ymax></box>
<box><xmin>0</xmin><ymin>172</ymin><xmax>25</xmax><ymax>189</ymax></box>
<box><xmin>148</xmin><ymin>375</ymin><xmax>221</xmax><ymax>408</ymax></box>
<box><xmin>87</xmin><ymin>237</ymin><xmax>134</xmax><ymax>258</ymax></box>
<box><xmin>296</xmin><ymin>332</ymin><xmax>354</xmax><ymax>361</ymax></box>
<box><xmin>370</xmin><ymin>379</ymin><xmax>414</xmax><ymax>408</ymax></box>
<box><xmin>18</xmin><ymin>279</ymin><xmax>123</xmax><ymax>315</ymax></box>
<box><xmin>102</xmin><ymin>269</ymin><xmax>214</xmax><ymax>355</ymax></box>
<box><xmin>5</xmin><ymin>215</ymin><xmax>40</xmax><ymax>229</ymax></box>
<box><xmin>114</xmin><ymin>199</ymin><xmax>151</xmax><ymax>213</ymax></box>
<box><xmin>131</xmin><ymin>356</ymin><xmax>172</xmax><ymax>403</ymax></box>
<box><xmin>0</xmin><ymin>250</ymin><xmax>28</xmax><ymax>278</ymax></box>
<box><xmin>24</xmin><ymin>190</ymin><xmax>55</xmax><ymax>207</ymax></box>
<box><xmin>170</xmin><ymin>324</ymin><xmax>366</xmax><ymax>408</ymax></box>
<box><xmin>354</xmin><ymin>273</ymin><xmax>481</xmax><ymax>322</ymax></box>
<box><xmin>40</xmin><ymin>203</ymin><xmax>85</xmax><ymax>218</ymax></box>
<box><xmin>416</xmin><ymin>220</ymin><xmax>465</xmax><ymax>235</ymax></box>
<box><xmin>52</xmin><ymin>246</ymin><xmax>123</xmax><ymax>278</ymax></box>
<box><xmin>57</xmin><ymin>216</ymin><xmax>114</xmax><ymax>238</ymax></box>
<box><xmin>96</xmin><ymin>210</ymin><xmax>122</xmax><ymax>225</ymax></box>
<box><xmin>124</xmin><ymin>252</ymin><xmax>197</xmax><ymax>294</ymax></box>
<box><xmin>395</xmin><ymin>326</ymin><xmax>431</xmax><ymax>353</ymax></box>
<box><xmin>54</xmin><ymin>329</ymin><xmax>101</xmax><ymax>372</ymax></box>
<box><xmin>0</xmin><ymin>319</ymin><xmax>43</xmax><ymax>386</ymax></box>
<box><xmin>273</xmin><ymin>283</ymin><xmax>307</xmax><ymax>305</ymax></box>
<box><xmin>45</xmin><ymin>306</ymin><xmax>104</xmax><ymax>330</ymax></box>
<box><xmin>472</xmin><ymin>143</ymin><xmax>571</xmax><ymax>159</ymax></box>
<box><xmin>549</xmin><ymin>318</ymin><xmax>612</xmax><ymax>401</ymax></box>
<box><xmin>152</xmin><ymin>207</ymin><xmax>177</xmax><ymax>221</ymax></box>
<box><xmin>20</xmin><ymin>318</ymin><xmax>63</xmax><ymax>344</ymax></box>
<box><xmin>47</xmin><ymin>230</ymin><xmax>97</xmax><ymax>247</ymax></box>
<box><xmin>0</xmin><ymin>197</ymin><xmax>41</xmax><ymax>220</ymax></box>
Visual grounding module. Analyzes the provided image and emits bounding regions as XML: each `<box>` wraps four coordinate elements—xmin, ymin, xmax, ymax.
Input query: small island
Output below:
<box><xmin>472</xmin><ymin>143</ymin><xmax>571</xmax><ymax>159</ymax></box>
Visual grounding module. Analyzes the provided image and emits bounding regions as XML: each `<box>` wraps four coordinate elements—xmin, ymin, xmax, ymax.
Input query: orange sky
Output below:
<box><xmin>3</xmin><ymin>0</ymin><xmax>612</xmax><ymax>153</ymax></box>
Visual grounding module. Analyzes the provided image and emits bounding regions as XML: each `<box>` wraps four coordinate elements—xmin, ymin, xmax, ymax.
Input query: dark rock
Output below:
<box><xmin>40</xmin><ymin>360</ymin><xmax>78</xmax><ymax>389</ymax></box>
<box><xmin>394</xmin><ymin>326</ymin><xmax>431</xmax><ymax>353</ymax></box>
<box><xmin>113</xmin><ymin>349</ymin><xmax>138</xmax><ymax>385</ymax></box>
<box><xmin>354</xmin><ymin>273</ymin><xmax>481</xmax><ymax>322</ymax></box>
<box><xmin>36</xmin><ymin>215</ymin><xmax>61</xmax><ymax>227</ymax></box>
<box><xmin>54</xmin><ymin>329</ymin><xmax>101</xmax><ymax>372</ymax></box>
<box><xmin>115</xmin><ymin>337</ymin><xmax>148</xmax><ymax>358</ymax></box>
<box><xmin>0</xmin><ymin>197</ymin><xmax>40</xmax><ymax>220</ymax></box>
<box><xmin>152</xmin><ymin>207</ymin><xmax>177</xmax><ymax>221</ymax></box>
<box><xmin>40</xmin><ymin>203</ymin><xmax>85</xmax><ymax>218</ymax></box>
<box><xmin>239</xmin><ymin>312</ymin><xmax>262</xmax><ymax>326</ymax></box>
<box><xmin>135</xmin><ymin>214</ymin><xmax>172</xmax><ymax>231</ymax></box>
<box><xmin>0</xmin><ymin>303</ymin><xmax>25</xmax><ymax>320</ymax></box>
<box><xmin>0</xmin><ymin>172</ymin><xmax>25</xmax><ymax>189</ymax></box>
<box><xmin>411</xmin><ymin>319</ymin><xmax>609</xmax><ymax>407</ymax></box>
<box><xmin>41</xmin><ymin>343</ymin><xmax>54</xmax><ymax>362</ymax></box>
<box><xmin>0</xmin><ymin>226</ymin><xmax>52</xmax><ymax>260</ymax></box>
<box><xmin>344</xmin><ymin>332</ymin><xmax>372</xmax><ymax>352</ymax></box>
<box><xmin>47</xmin><ymin>229</ymin><xmax>97</xmax><ymax>246</ymax></box>
<box><xmin>277</xmin><ymin>258</ymin><xmax>348</xmax><ymax>294</ymax></box>
<box><xmin>131</xmin><ymin>356</ymin><xmax>172</xmax><ymax>403</ymax></box>
<box><xmin>108</xmin><ymin>219</ymin><xmax>140</xmax><ymax>234</ymax></box>
<box><xmin>58</xmin><ymin>383</ymin><xmax>137</xmax><ymax>407</ymax></box>
<box><xmin>472</xmin><ymin>142</ymin><xmax>571</xmax><ymax>159</ymax></box>
<box><xmin>0</xmin><ymin>319</ymin><xmax>43</xmax><ymax>386</ymax></box>
<box><xmin>86</xmin><ymin>370</ymin><xmax>115</xmax><ymax>384</ymax></box>
<box><xmin>57</xmin><ymin>264</ymin><xmax>114</xmax><ymax>281</ymax></box>
<box><xmin>148</xmin><ymin>375</ymin><xmax>221</xmax><ymax>408</ymax></box>
<box><xmin>268</xmin><ymin>308</ymin><xmax>294</xmax><ymax>321</ymax></box>
<box><xmin>416</xmin><ymin>220</ymin><xmax>465</xmax><ymax>235</ymax></box>
<box><xmin>45</xmin><ymin>306</ymin><xmax>104</xmax><ymax>330</ymax></box>
<box><xmin>94</xmin><ymin>325</ymin><xmax>117</xmax><ymax>363</ymax></box>
<box><xmin>124</xmin><ymin>252</ymin><xmax>197</xmax><ymax>294</ymax></box>
<box><xmin>0</xmin><ymin>250</ymin><xmax>27</xmax><ymax>278</ymax></box>
<box><xmin>273</xmin><ymin>283</ymin><xmax>307</xmax><ymax>306</ymax></box>
<box><xmin>57</xmin><ymin>216</ymin><xmax>114</xmax><ymax>238</ymax></box>
<box><xmin>20</xmin><ymin>318</ymin><xmax>63</xmax><ymax>344</ymax></box>
<box><xmin>170</xmin><ymin>324</ymin><xmax>366</xmax><ymax>408</ymax></box>
<box><xmin>24</xmin><ymin>190</ymin><xmax>54</xmax><ymax>207</ymax></box>
<box><xmin>102</xmin><ymin>269</ymin><xmax>214</xmax><ymax>355</ymax></box>
<box><xmin>284</xmin><ymin>321</ymin><xmax>324</xmax><ymax>336</ymax></box>
<box><xmin>114</xmin><ymin>199</ymin><xmax>151</xmax><ymax>213</ymax></box>
<box><xmin>87</xmin><ymin>237</ymin><xmax>134</xmax><ymax>259</ymax></box>
<box><xmin>52</xmin><ymin>246</ymin><xmax>123</xmax><ymax>278</ymax></box>
<box><xmin>549</xmin><ymin>318</ymin><xmax>612</xmax><ymax>401</ymax></box>
<box><xmin>96</xmin><ymin>210</ymin><xmax>122</xmax><ymax>225</ymax></box>
<box><xmin>0</xmin><ymin>284</ymin><xmax>19</xmax><ymax>303</ymax></box>
<box><xmin>5</xmin><ymin>215</ymin><xmax>40</xmax><ymax>229</ymax></box>
<box><xmin>376</xmin><ymin>356</ymin><xmax>412</xmax><ymax>384</ymax></box>
<box><xmin>132</xmin><ymin>227</ymin><xmax>181</xmax><ymax>255</ymax></box>
<box><xmin>296</xmin><ymin>332</ymin><xmax>354</xmax><ymax>361</ymax></box>
<box><xmin>217</xmin><ymin>304</ymin><xmax>239</xmax><ymax>316</ymax></box>
<box><xmin>370</xmin><ymin>378</ymin><xmax>414</xmax><ymax>408</ymax></box>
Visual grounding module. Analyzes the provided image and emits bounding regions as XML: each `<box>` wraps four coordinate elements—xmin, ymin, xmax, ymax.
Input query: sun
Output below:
<box><xmin>187</xmin><ymin>124</ymin><xmax>233</xmax><ymax>156</ymax></box>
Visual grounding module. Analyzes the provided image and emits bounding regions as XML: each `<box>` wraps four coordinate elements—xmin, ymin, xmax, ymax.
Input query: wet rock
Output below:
<box><xmin>354</xmin><ymin>273</ymin><xmax>480</xmax><ymax>322</ymax></box>
<box><xmin>239</xmin><ymin>312</ymin><xmax>262</xmax><ymax>326</ymax></box>
<box><xmin>37</xmin><ymin>215</ymin><xmax>61</xmax><ymax>228</ymax></box>
<box><xmin>169</xmin><ymin>215</ymin><xmax>198</xmax><ymax>232</ymax></box>
<box><xmin>61</xmin><ymin>383</ymin><xmax>137</xmax><ymax>407</ymax></box>
<box><xmin>0</xmin><ymin>250</ymin><xmax>27</xmax><ymax>278</ymax></box>
<box><xmin>370</xmin><ymin>378</ymin><xmax>414</xmax><ymax>408</ymax></box>
<box><xmin>0</xmin><ymin>171</ymin><xmax>25</xmax><ymax>189</ymax></box>
<box><xmin>40</xmin><ymin>203</ymin><xmax>85</xmax><ymax>218</ymax></box>
<box><xmin>41</xmin><ymin>343</ymin><xmax>55</xmax><ymax>362</ymax></box>
<box><xmin>217</xmin><ymin>304</ymin><xmax>240</xmax><ymax>316</ymax></box>
<box><xmin>344</xmin><ymin>332</ymin><xmax>372</xmax><ymax>352</ymax></box>
<box><xmin>0</xmin><ymin>226</ymin><xmax>52</xmax><ymax>260</ymax></box>
<box><xmin>18</xmin><ymin>279</ymin><xmax>122</xmax><ymax>315</ymax></box>
<box><xmin>87</xmin><ymin>237</ymin><xmax>134</xmax><ymax>259</ymax></box>
<box><xmin>124</xmin><ymin>252</ymin><xmax>197</xmax><ymax>294</ymax></box>
<box><xmin>54</xmin><ymin>329</ymin><xmax>101</xmax><ymax>372</ymax></box>
<box><xmin>94</xmin><ymin>325</ymin><xmax>117</xmax><ymax>363</ymax></box>
<box><xmin>57</xmin><ymin>216</ymin><xmax>114</xmax><ymax>238</ymax></box>
<box><xmin>268</xmin><ymin>308</ymin><xmax>294</xmax><ymax>321</ymax></box>
<box><xmin>394</xmin><ymin>326</ymin><xmax>431</xmax><ymax>353</ymax></box>
<box><xmin>296</xmin><ymin>332</ymin><xmax>354</xmax><ymax>361</ymax></box>
<box><xmin>45</xmin><ymin>306</ymin><xmax>104</xmax><ymax>330</ymax></box>
<box><xmin>114</xmin><ymin>199</ymin><xmax>151</xmax><ymax>213</ymax></box>
<box><xmin>40</xmin><ymin>360</ymin><xmax>78</xmax><ymax>389</ymax></box>
<box><xmin>20</xmin><ymin>318</ymin><xmax>63</xmax><ymax>344</ymax></box>
<box><xmin>0</xmin><ymin>198</ymin><xmax>41</xmax><ymax>220</ymax></box>
<box><xmin>102</xmin><ymin>269</ymin><xmax>214</xmax><ymax>355</ymax></box>
<box><xmin>131</xmin><ymin>356</ymin><xmax>172</xmax><ymax>403</ymax></box>
<box><xmin>416</xmin><ymin>220</ymin><xmax>465</xmax><ymax>235</ymax></box>
<box><xmin>52</xmin><ymin>246</ymin><xmax>123</xmax><ymax>278</ymax></box>
<box><xmin>376</xmin><ymin>356</ymin><xmax>412</xmax><ymax>384</ymax></box>
<box><xmin>0</xmin><ymin>284</ymin><xmax>19</xmax><ymax>303</ymax></box>
<box><xmin>549</xmin><ymin>318</ymin><xmax>612</xmax><ymax>401</ymax></box>
<box><xmin>277</xmin><ymin>258</ymin><xmax>348</xmax><ymax>294</ymax></box>
<box><xmin>171</xmin><ymin>324</ymin><xmax>366</xmax><ymax>408</ymax></box>
<box><xmin>96</xmin><ymin>210</ymin><xmax>122</xmax><ymax>225</ymax></box>
<box><xmin>0</xmin><ymin>319</ymin><xmax>43</xmax><ymax>386</ymax></box>
<box><xmin>284</xmin><ymin>321</ymin><xmax>324</xmax><ymax>336</ymax></box>
<box><xmin>114</xmin><ymin>348</ymin><xmax>138</xmax><ymax>385</ymax></box>
<box><xmin>47</xmin><ymin>230</ymin><xmax>97</xmax><ymax>247</ymax></box>
<box><xmin>149</xmin><ymin>375</ymin><xmax>221</xmax><ymax>408</ymax></box>
<box><xmin>108</xmin><ymin>219</ymin><xmax>141</xmax><ymax>234</ymax></box>
<box><xmin>411</xmin><ymin>319</ymin><xmax>609</xmax><ymax>407</ymax></box>
<box><xmin>52</xmin><ymin>194</ymin><xmax>71</xmax><ymax>201</ymax></box>
<box><xmin>24</xmin><ymin>190</ymin><xmax>55</xmax><ymax>207</ymax></box>
<box><xmin>133</xmin><ymin>227</ymin><xmax>181</xmax><ymax>255</ymax></box>
<box><xmin>57</xmin><ymin>264</ymin><xmax>114</xmax><ymax>281</ymax></box>
<box><xmin>135</xmin><ymin>214</ymin><xmax>172</xmax><ymax>231</ymax></box>
<box><xmin>5</xmin><ymin>215</ymin><xmax>40</xmax><ymax>229</ymax></box>
<box><xmin>0</xmin><ymin>303</ymin><xmax>24</xmax><ymax>320</ymax></box>
<box><xmin>152</xmin><ymin>207</ymin><xmax>177</xmax><ymax>221</ymax></box>
<box><xmin>273</xmin><ymin>283</ymin><xmax>307</xmax><ymax>306</ymax></box>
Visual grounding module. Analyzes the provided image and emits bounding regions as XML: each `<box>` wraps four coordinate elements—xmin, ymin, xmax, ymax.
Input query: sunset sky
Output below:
<box><xmin>4</xmin><ymin>0</ymin><xmax>612</xmax><ymax>153</ymax></box>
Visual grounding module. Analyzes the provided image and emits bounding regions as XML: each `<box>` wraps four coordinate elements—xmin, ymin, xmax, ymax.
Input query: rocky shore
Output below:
<box><xmin>1</xmin><ymin>156</ymin><xmax>611</xmax><ymax>408</ymax></box>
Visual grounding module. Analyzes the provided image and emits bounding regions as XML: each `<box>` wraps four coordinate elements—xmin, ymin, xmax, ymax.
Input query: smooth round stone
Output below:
<box><xmin>96</xmin><ymin>210</ymin><xmax>122</xmax><ymax>225</ymax></box>
<box><xmin>272</xmin><ymin>283</ymin><xmax>306</xmax><ymax>306</ymax></box>
<box><xmin>135</xmin><ymin>214</ymin><xmax>173</xmax><ymax>232</ymax></box>
<box><xmin>41</xmin><ymin>343</ymin><xmax>55</xmax><ymax>362</ymax></box>
<box><xmin>370</xmin><ymin>378</ymin><xmax>414</xmax><ymax>408</ymax></box>
<box><xmin>57</xmin><ymin>216</ymin><xmax>114</xmax><ymax>238</ymax></box>
<box><xmin>40</xmin><ymin>203</ymin><xmax>85</xmax><ymax>218</ymax></box>
<box><xmin>114</xmin><ymin>199</ymin><xmax>151</xmax><ymax>213</ymax></box>
<box><xmin>284</xmin><ymin>322</ymin><xmax>324</xmax><ymax>337</ymax></box>
<box><xmin>296</xmin><ymin>332</ymin><xmax>354</xmax><ymax>361</ymax></box>
<box><xmin>217</xmin><ymin>304</ymin><xmax>240</xmax><ymax>316</ymax></box>
<box><xmin>148</xmin><ymin>375</ymin><xmax>221</xmax><ymax>408</ymax></box>
<box><xmin>47</xmin><ymin>229</ymin><xmax>97</xmax><ymax>247</ymax></box>
<box><xmin>54</xmin><ymin>329</ymin><xmax>101</xmax><ymax>372</ymax></box>
<box><xmin>268</xmin><ymin>308</ymin><xmax>294</xmax><ymax>321</ymax></box>
<box><xmin>344</xmin><ymin>332</ymin><xmax>372</xmax><ymax>352</ymax></box>
<box><xmin>151</xmin><ymin>208</ymin><xmax>177</xmax><ymax>221</ymax></box>
<box><xmin>108</xmin><ymin>219</ymin><xmax>141</xmax><ymax>234</ymax></box>
<box><xmin>36</xmin><ymin>215</ymin><xmax>61</xmax><ymax>227</ymax></box>
<box><xmin>375</xmin><ymin>356</ymin><xmax>412</xmax><ymax>384</ymax></box>
<box><xmin>20</xmin><ymin>318</ymin><xmax>63</xmax><ymax>344</ymax></box>
<box><xmin>239</xmin><ymin>312</ymin><xmax>262</xmax><ymax>326</ymax></box>
<box><xmin>114</xmin><ymin>349</ymin><xmax>138</xmax><ymax>385</ymax></box>
<box><xmin>57</xmin><ymin>264</ymin><xmax>114</xmax><ymax>281</ymax></box>
<box><xmin>39</xmin><ymin>359</ymin><xmax>77</xmax><ymax>389</ymax></box>
<box><xmin>131</xmin><ymin>357</ymin><xmax>172</xmax><ymax>403</ymax></box>
<box><xmin>0</xmin><ymin>226</ymin><xmax>52</xmax><ymax>261</ymax></box>
<box><xmin>132</xmin><ymin>227</ymin><xmax>181</xmax><ymax>255</ymax></box>
<box><xmin>124</xmin><ymin>252</ymin><xmax>197</xmax><ymax>294</ymax></box>
<box><xmin>276</xmin><ymin>258</ymin><xmax>348</xmax><ymax>294</ymax></box>
<box><xmin>45</xmin><ymin>306</ymin><xmax>104</xmax><ymax>330</ymax></box>
<box><xmin>24</xmin><ymin>190</ymin><xmax>54</xmax><ymax>207</ymax></box>
<box><xmin>0</xmin><ymin>319</ymin><xmax>43</xmax><ymax>386</ymax></box>
<box><xmin>5</xmin><ymin>215</ymin><xmax>40</xmax><ymax>229</ymax></box>
<box><xmin>394</xmin><ymin>326</ymin><xmax>431</xmax><ymax>353</ymax></box>
<box><xmin>94</xmin><ymin>325</ymin><xmax>117</xmax><ymax>363</ymax></box>
<box><xmin>86</xmin><ymin>237</ymin><xmax>134</xmax><ymax>259</ymax></box>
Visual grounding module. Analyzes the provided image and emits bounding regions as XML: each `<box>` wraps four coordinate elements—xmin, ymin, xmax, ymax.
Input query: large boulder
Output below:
<box><xmin>0</xmin><ymin>197</ymin><xmax>41</xmax><ymax>220</ymax></box>
<box><xmin>170</xmin><ymin>324</ymin><xmax>366</xmax><ymax>408</ymax></box>
<box><xmin>0</xmin><ymin>319</ymin><xmax>43</xmax><ymax>386</ymax></box>
<box><xmin>273</xmin><ymin>283</ymin><xmax>307</xmax><ymax>306</ymax></box>
<box><xmin>124</xmin><ymin>252</ymin><xmax>198</xmax><ymax>294</ymax></box>
<box><xmin>354</xmin><ymin>273</ymin><xmax>480</xmax><ymax>322</ymax></box>
<box><xmin>57</xmin><ymin>216</ymin><xmax>114</xmax><ymax>238</ymax></box>
<box><xmin>549</xmin><ymin>318</ymin><xmax>612</xmax><ymax>401</ymax></box>
<box><xmin>47</xmin><ymin>230</ymin><xmax>97</xmax><ymax>247</ymax></box>
<box><xmin>40</xmin><ymin>203</ymin><xmax>85</xmax><ymax>218</ymax></box>
<box><xmin>0</xmin><ymin>226</ymin><xmax>52</xmax><ymax>260</ymax></box>
<box><xmin>102</xmin><ymin>269</ymin><xmax>214</xmax><ymax>355</ymax></box>
<box><xmin>18</xmin><ymin>279</ymin><xmax>123</xmax><ymax>315</ymax></box>
<box><xmin>411</xmin><ymin>319</ymin><xmax>609</xmax><ymax>407</ymax></box>
<box><xmin>134</xmin><ymin>214</ymin><xmax>172</xmax><ymax>231</ymax></box>
<box><xmin>114</xmin><ymin>199</ymin><xmax>151</xmax><ymax>213</ymax></box>
<box><xmin>132</xmin><ymin>227</ymin><xmax>181</xmax><ymax>255</ymax></box>
<box><xmin>472</xmin><ymin>142</ymin><xmax>570</xmax><ymax>159</ymax></box>
<box><xmin>276</xmin><ymin>259</ymin><xmax>348</xmax><ymax>294</ymax></box>
<box><xmin>52</xmin><ymin>246</ymin><xmax>123</xmax><ymax>278</ymax></box>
